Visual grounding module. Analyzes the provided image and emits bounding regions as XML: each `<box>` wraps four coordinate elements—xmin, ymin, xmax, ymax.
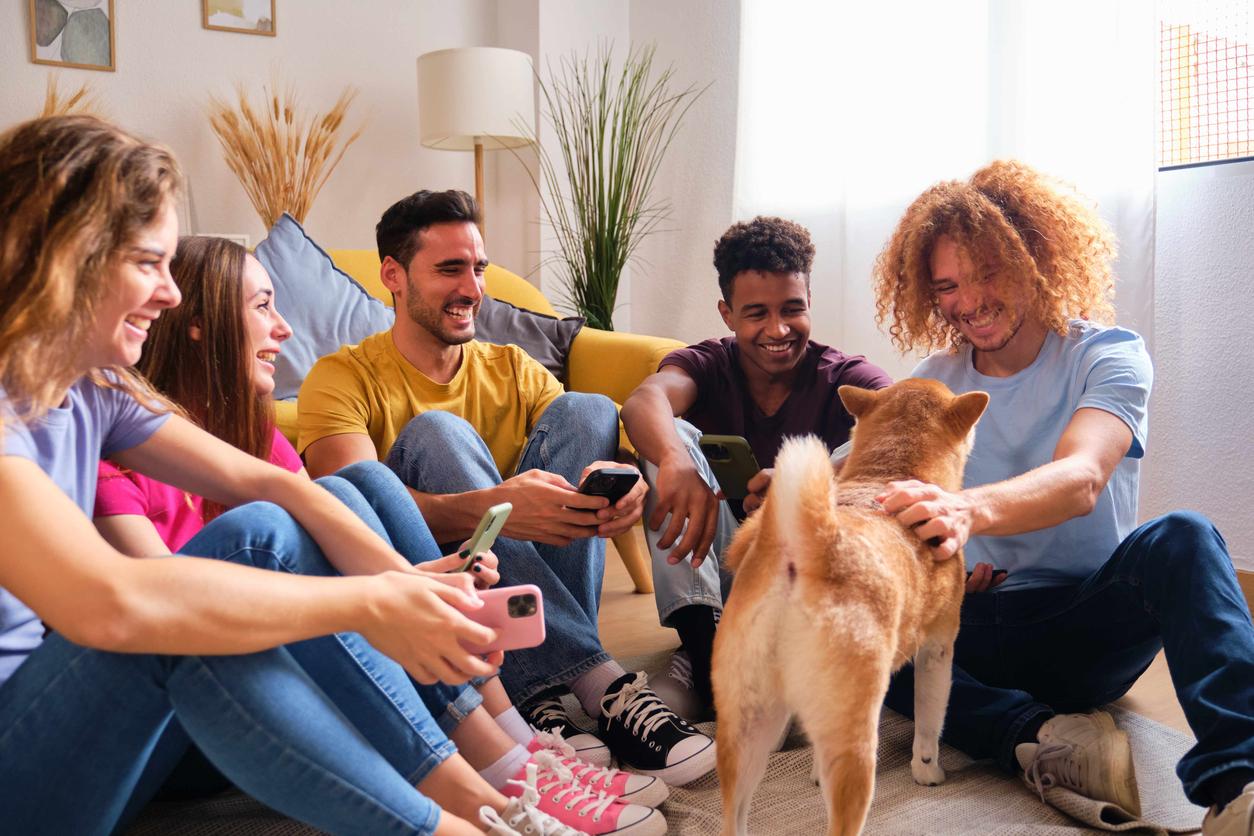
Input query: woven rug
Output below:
<box><xmin>131</xmin><ymin>656</ymin><xmax>1207</xmax><ymax>835</ymax></box>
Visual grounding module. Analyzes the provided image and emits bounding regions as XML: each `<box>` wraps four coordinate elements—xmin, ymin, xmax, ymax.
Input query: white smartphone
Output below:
<box><xmin>455</xmin><ymin>502</ymin><xmax>512</xmax><ymax>572</ymax></box>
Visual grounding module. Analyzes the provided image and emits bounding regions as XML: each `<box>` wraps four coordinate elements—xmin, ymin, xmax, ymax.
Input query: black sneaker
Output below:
<box><xmin>598</xmin><ymin>672</ymin><xmax>716</xmax><ymax>786</ymax></box>
<box><xmin>521</xmin><ymin>686</ymin><xmax>611</xmax><ymax>767</ymax></box>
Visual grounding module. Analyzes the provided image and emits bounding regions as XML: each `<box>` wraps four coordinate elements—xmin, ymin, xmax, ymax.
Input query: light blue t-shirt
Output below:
<box><xmin>0</xmin><ymin>377</ymin><xmax>170</xmax><ymax>684</ymax></box>
<box><xmin>912</xmin><ymin>321</ymin><xmax>1152</xmax><ymax>589</ymax></box>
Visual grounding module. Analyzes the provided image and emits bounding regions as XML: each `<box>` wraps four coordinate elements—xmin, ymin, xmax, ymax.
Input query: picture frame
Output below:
<box><xmin>29</xmin><ymin>0</ymin><xmax>115</xmax><ymax>72</ymax></box>
<box><xmin>202</xmin><ymin>0</ymin><xmax>276</xmax><ymax>37</ymax></box>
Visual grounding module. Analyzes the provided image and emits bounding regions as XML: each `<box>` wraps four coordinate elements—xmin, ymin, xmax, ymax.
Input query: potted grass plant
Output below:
<box><xmin>207</xmin><ymin>82</ymin><xmax>363</xmax><ymax>229</ymax></box>
<box><xmin>531</xmin><ymin>44</ymin><xmax>704</xmax><ymax>330</ymax></box>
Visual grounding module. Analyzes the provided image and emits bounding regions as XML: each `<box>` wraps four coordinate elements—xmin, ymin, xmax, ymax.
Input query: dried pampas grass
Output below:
<box><xmin>207</xmin><ymin>82</ymin><xmax>364</xmax><ymax>228</ymax></box>
<box><xmin>41</xmin><ymin>75</ymin><xmax>98</xmax><ymax>117</ymax></box>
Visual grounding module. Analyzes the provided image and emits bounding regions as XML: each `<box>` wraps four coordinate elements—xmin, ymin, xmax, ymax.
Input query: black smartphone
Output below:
<box><xmin>698</xmin><ymin>434</ymin><xmax>761</xmax><ymax>501</ymax></box>
<box><xmin>579</xmin><ymin>467</ymin><xmax>640</xmax><ymax>504</ymax></box>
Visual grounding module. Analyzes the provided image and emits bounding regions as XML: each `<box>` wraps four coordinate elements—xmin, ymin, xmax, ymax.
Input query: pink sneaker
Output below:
<box><xmin>530</xmin><ymin>732</ymin><xmax>670</xmax><ymax>808</ymax></box>
<box><xmin>503</xmin><ymin>756</ymin><xmax>666</xmax><ymax>836</ymax></box>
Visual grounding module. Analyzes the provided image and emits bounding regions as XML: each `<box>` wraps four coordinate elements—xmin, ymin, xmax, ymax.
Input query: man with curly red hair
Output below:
<box><xmin>621</xmin><ymin>216</ymin><xmax>892</xmax><ymax>720</ymax></box>
<box><xmin>873</xmin><ymin>160</ymin><xmax>1254</xmax><ymax>834</ymax></box>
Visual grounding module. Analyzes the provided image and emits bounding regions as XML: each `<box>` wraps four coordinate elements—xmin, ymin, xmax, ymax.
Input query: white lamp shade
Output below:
<box><xmin>417</xmin><ymin>47</ymin><xmax>536</xmax><ymax>151</ymax></box>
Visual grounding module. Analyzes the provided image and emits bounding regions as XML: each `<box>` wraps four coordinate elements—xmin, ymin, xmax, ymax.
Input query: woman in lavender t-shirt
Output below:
<box><xmin>0</xmin><ymin>117</ymin><xmax>578</xmax><ymax>835</ymax></box>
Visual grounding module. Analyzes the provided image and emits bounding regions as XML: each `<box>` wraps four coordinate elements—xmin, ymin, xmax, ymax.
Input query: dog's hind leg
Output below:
<box><xmin>799</xmin><ymin>678</ymin><xmax>880</xmax><ymax>836</ymax></box>
<box><xmin>910</xmin><ymin>637</ymin><xmax>954</xmax><ymax>786</ymax></box>
<box><xmin>714</xmin><ymin>593</ymin><xmax>789</xmax><ymax>836</ymax></box>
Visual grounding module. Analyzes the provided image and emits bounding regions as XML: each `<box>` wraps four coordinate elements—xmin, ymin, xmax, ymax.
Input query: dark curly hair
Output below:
<box><xmin>713</xmin><ymin>216</ymin><xmax>815</xmax><ymax>303</ymax></box>
<box><xmin>873</xmin><ymin>160</ymin><xmax>1116</xmax><ymax>355</ymax></box>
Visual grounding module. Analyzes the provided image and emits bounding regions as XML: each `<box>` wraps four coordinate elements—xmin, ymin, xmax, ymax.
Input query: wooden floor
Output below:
<box><xmin>597</xmin><ymin>546</ymin><xmax>1192</xmax><ymax>735</ymax></box>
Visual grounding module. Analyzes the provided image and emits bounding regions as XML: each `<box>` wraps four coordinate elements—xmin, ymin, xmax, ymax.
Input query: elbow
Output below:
<box><xmin>55</xmin><ymin>578</ymin><xmax>147</xmax><ymax>653</ymax></box>
<box><xmin>1075</xmin><ymin>468</ymin><xmax>1105</xmax><ymax>517</ymax></box>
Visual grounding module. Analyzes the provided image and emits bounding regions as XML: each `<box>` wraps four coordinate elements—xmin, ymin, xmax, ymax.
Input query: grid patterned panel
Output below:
<box><xmin>1160</xmin><ymin>2</ymin><xmax>1252</xmax><ymax>168</ymax></box>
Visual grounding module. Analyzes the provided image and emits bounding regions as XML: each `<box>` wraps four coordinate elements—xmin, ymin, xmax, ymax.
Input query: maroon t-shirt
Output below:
<box><xmin>661</xmin><ymin>337</ymin><xmax>893</xmax><ymax>468</ymax></box>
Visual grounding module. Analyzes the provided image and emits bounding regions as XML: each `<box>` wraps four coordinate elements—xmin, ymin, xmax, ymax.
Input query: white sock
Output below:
<box><xmin>494</xmin><ymin>706</ymin><xmax>534</xmax><ymax>747</ymax></box>
<box><xmin>479</xmin><ymin>744</ymin><xmax>531</xmax><ymax>791</ymax></box>
<box><xmin>571</xmin><ymin>660</ymin><xmax>629</xmax><ymax>719</ymax></box>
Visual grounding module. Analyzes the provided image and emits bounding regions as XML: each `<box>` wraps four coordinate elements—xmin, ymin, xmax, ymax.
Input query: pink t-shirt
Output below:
<box><xmin>94</xmin><ymin>427</ymin><xmax>303</xmax><ymax>552</ymax></box>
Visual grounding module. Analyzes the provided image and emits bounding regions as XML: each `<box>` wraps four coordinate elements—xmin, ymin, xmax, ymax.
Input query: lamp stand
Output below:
<box><xmin>474</xmin><ymin>137</ymin><xmax>486</xmax><ymax>239</ymax></box>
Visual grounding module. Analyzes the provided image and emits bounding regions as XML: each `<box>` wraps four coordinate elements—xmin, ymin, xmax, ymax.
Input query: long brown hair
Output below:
<box><xmin>0</xmin><ymin>115</ymin><xmax>182</xmax><ymax>430</ymax></box>
<box><xmin>873</xmin><ymin>159</ymin><xmax>1117</xmax><ymax>355</ymax></box>
<box><xmin>139</xmin><ymin>236</ymin><xmax>274</xmax><ymax>518</ymax></box>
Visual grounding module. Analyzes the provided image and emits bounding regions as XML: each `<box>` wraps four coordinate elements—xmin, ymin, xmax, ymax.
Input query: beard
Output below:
<box><xmin>405</xmin><ymin>278</ymin><xmax>477</xmax><ymax>346</ymax></box>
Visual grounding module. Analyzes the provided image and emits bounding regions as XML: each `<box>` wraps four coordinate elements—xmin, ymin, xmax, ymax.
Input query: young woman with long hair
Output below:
<box><xmin>0</xmin><ymin>114</ymin><xmax>591</xmax><ymax>836</ymax></box>
<box><xmin>91</xmin><ymin>234</ymin><xmax>668</xmax><ymax>835</ymax></box>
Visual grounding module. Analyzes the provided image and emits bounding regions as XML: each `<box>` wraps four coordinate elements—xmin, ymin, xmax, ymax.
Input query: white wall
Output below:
<box><xmin>1143</xmin><ymin>160</ymin><xmax>1254</xmax><ymax>571</ymax></box>
<box><xmin>0</xmin><ymin>0</ymin><xmax>534</xmax><ymax>273</ymax></box>
<box><xmin>628</xmin><ymin>0</ymin><xmax>741</xmax><ymax>342</ymax></box>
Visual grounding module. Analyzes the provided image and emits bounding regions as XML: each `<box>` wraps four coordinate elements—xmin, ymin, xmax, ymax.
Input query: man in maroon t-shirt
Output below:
<box><xmin>621</xmin><ymin>216</ymin><xmax>892</xmax><ymax>718</ymax></box>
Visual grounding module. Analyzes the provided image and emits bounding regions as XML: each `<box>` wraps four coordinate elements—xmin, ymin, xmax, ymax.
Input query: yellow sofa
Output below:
<box><xmin>276</xmin><ymin>250</ymin><xmax>683</xmax><ymax>594</ymax></box>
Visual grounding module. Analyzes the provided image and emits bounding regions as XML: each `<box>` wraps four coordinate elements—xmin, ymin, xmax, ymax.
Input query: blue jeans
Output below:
<box><xmin>884</xmin><ymin>511</ymin><xmax>1254</xmax><ymax>806</ymax></box>
<box><xmin>385</xmin><ymin>392</ymin><xmax>617</xmax><ymax>704</ymax></box>
<box><xmin>0</xmin><ymin>464</ymin><xmax>455</xmax><ymax>835</ymax></box>
<box><xmin>120</xmin><ymin>462</ymin><xmax>485</xmax><ymax>826</ymax></box>
<box><xmin>640</xmin><ymin>418</ymin><xmax>739</xmax><ymax>626</ymax></box>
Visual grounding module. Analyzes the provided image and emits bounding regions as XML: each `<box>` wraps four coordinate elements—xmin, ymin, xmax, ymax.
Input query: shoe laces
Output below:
<box><xmin>666</xmin><ymin>652</ymin><xmax>694</xmax><ymax>690</ymax></box>
<box><xmin>513</xmin><ymin>756</ymin><xmax>617</xmax><ymax>823</ymax></box>
<box><xmin>529</xmin><ymin>695</ymin><xmax>572</xmax><ymax>729</ymax></box>
<box><xmin>1022</xmin><ymin>741</ymin><xmax>1085</xmax><ymax>802</ymax></box>
<box><xmin>536</xmin><ymin>729</ymin><xmax>625</xmax><ymax>792</ymax></box>
<box><xmin>482</xmin><ymin>791</ymin><xmax>585</xmax><ymax>836</ymax></box>
<box><xmin>601</xmin><ymin>672</ymin><xmax>679</xmax><ymax>741</ymax></box>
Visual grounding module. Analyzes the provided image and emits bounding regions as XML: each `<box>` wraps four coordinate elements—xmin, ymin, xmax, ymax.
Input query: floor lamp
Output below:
<box><xmin>417</xmin><ymin>47</ymin><xmax>536</xmax><ymax>241</ymax></box>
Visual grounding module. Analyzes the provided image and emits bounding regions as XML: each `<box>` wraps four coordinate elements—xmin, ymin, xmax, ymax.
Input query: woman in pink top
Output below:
<box><xmin>94</xmin><ymin>236</ymin><xmax>666</xmax><ymax>833</ymax></box>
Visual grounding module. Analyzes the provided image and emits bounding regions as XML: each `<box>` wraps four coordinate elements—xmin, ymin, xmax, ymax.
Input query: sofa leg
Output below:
<box><xmin>612</xmin><ymin>527</ymin><xmax>654</xmax><ymax>594</ymax></box>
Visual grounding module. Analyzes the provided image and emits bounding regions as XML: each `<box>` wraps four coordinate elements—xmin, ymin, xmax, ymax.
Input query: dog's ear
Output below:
<box><xmin>949</xmin><ymin>391</ymin><xmax>990</xmax><ymax>433</ymax></box>
<box><xmin>838</xmin><ymin>385</ymin><xmax>879</xmax><ymax>418</ymax></box>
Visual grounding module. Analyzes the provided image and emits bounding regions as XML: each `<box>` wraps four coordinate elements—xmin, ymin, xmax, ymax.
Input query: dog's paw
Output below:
<box><xmin>911</xmin><ymin>757</ymin><xmax>946</xmax><ymax>786</ymax></box>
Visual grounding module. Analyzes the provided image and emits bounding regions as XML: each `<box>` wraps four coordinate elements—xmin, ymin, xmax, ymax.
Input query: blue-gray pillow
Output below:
<box><xmin>254</xmin><ymin>214</ymin><xmax>395</xmax><ymax>400</ymax></box>
<box><xmin>475</xmin><ymin>297</ymin><xmax>584</xmax><ymax>385</ymax></box>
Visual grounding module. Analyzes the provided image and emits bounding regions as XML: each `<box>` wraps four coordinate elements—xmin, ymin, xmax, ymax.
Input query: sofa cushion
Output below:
<box><xmin>476</xmin><ymin>297</ymin><xmax>584</xmax><ymax>384</ymax></box>
<box><xmin>254</xmin><ymin>214</ymin><xmax>394</xmax><ymax>400</ymax></box>
<box><xmin>255</xmin><ymin>215</ymin><xmax>584</xmax><ymax>395</ymax></box>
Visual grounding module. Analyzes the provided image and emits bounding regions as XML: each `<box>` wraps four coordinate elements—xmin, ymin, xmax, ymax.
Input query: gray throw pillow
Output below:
<box><xmin>475</xmin><ymin>296</ymin><xmax>585</xmax><ymax>384</ymax></box>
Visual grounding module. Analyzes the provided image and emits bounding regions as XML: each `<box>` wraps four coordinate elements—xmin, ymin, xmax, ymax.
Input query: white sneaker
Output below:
<box><xmin>480</xmin><ymin>787</ymin><xmax>590</xmax><ymax>836</ymax></box>
<box><xmin>1204</xmin><ymin>782</ymin><xmax>1254</xmax><ymax>836</ymax></box>
<box><xmin>1015</xmin><ymin>711</ymin><xmax>1142</xmax><ymax>817</ymax></box>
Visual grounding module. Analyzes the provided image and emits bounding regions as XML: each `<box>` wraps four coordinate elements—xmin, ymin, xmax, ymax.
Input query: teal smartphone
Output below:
<box><xmin>698</xmin><ymin>434</ymin><xmax>761</xmax><ymax>501</ymax></box>
<box><xmin>455</xmin><ymin>502</ymin><xmax>512</xmax><ymax>572</ymax></box>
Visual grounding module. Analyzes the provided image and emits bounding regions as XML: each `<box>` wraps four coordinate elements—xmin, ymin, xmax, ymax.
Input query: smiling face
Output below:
<box><xmin>393</xmin><ymin>221</ymin><xmax>487</xmax><ymax>348</ymax></box>
<box><xmin>718</xmin><ymin>269</ymin><xmax>812</xmax><ymax>380</ymax></box>
<box><xmin>928</xmin><ymin>234</ymin><xmax>1046</xmax><ymax>375</ymax></box>
<box><xmin>80</xmin><ymin>201</ymin><xmax>182</xmax><ymax>370</ymax></box>
<box><xmin>240</xmin><ymin>254</ymin><xmax>292</xmax><ymax>397</ymax></box>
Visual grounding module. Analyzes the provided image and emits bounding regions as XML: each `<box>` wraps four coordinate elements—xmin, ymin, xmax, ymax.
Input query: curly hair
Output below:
<box><xmin>872</xmin><ymin>160</ymin><xmax>1116</xmax><ymax>355</ymax></box>
<box><xmin>713</xmin><ymin>216</ymin><xmax>815</xmax><ymax>303</ymax></box>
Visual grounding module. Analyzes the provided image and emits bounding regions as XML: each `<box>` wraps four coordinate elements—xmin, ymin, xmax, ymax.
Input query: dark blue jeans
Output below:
<box><xmin>884</xmin><ymin>511</ymin><xmax>1254</xmax><ymax>806</ymax></box>
<box><xmin>385</xmin><ymin>392</ymin><xmax>618</xmax><ymax>704</ymax></box>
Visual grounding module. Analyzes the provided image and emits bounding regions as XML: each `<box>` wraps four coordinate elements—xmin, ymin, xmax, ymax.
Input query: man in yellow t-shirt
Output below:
<box><xmin>298</xmin><ymin>190</ymin><xmax>716</xmax><ymax>785</ymax></box>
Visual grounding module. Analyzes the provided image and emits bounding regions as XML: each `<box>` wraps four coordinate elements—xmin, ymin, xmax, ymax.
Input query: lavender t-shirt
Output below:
<box><xmin>0</xmin><ymin>377</ymin><xmax>170</xmax><ymax>685</ymax></box>
<box><xmin>661</xmin><ymin>337</ymin><xmax>893</xmax><ymax>468</ymax></box>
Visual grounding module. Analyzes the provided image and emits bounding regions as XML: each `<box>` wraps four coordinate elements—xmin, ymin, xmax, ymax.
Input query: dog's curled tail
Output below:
<box><xmin>765</xmin><ymin>434</ymin><xmax>837</xmax><ymax>578</ymax></box>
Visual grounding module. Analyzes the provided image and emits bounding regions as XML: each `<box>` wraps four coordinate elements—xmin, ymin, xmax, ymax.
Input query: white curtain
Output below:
<box><xmin>734</xmin><ymin>0</ymin><xmax>1157</xmax><ymax>379</ymax></box>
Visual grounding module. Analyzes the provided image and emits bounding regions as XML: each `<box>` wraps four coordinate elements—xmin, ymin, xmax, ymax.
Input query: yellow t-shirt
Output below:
<box><xmin>297</xmin><ymin>331</ymin><xmax>564</xmax><ymax>477</ymax></box>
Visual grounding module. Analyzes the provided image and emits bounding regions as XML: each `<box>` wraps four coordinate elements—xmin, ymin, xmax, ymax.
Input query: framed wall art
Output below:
<box><xmin>29</xmin><ymin>0</ymin><xmax>115</xmax><ymax>72</ymax></box>
<box><xmin>202</xmin><ymin>0</ymin><xmax>275</xmax><ymax>36</ymax></box>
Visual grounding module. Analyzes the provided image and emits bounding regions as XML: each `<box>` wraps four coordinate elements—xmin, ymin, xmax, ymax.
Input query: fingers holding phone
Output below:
<box><xmin>454</xmin><ymin>584</ymin><xmax>547</xmax><ymax>655</ymax></box>
<box><xmin>579</xmin><ymin>464</ymin><xmax>647</xmax><ymax>538</ymax></box>
<box><xmin>496</xmin><ymin>470</ymin><xmax>603</xmax><ymax>546</ymax></box>
<box><xmin>742</xmin><ymin>467</ymin><xmax>773</xmax><ymax>515</ymax></box>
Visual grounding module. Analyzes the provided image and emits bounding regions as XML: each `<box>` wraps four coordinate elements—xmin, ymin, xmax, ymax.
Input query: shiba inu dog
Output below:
<box><xmin>712</xmin><ymin>378</ymin><xmax>989</xmax><ymax>836</ymax></box>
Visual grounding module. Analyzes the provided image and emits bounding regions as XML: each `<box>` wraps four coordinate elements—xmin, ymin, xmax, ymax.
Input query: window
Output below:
<box><xmin>1160</xmin><ymin>1</ymin><xmax>1252</xmax><ymax>169</ymax></box>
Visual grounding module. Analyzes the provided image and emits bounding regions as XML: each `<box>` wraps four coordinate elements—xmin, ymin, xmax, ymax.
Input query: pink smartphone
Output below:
<box><xmin>458</xmin><ymin>584</ymin><xmax>546</xmax><ymax>655</ymax></box>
